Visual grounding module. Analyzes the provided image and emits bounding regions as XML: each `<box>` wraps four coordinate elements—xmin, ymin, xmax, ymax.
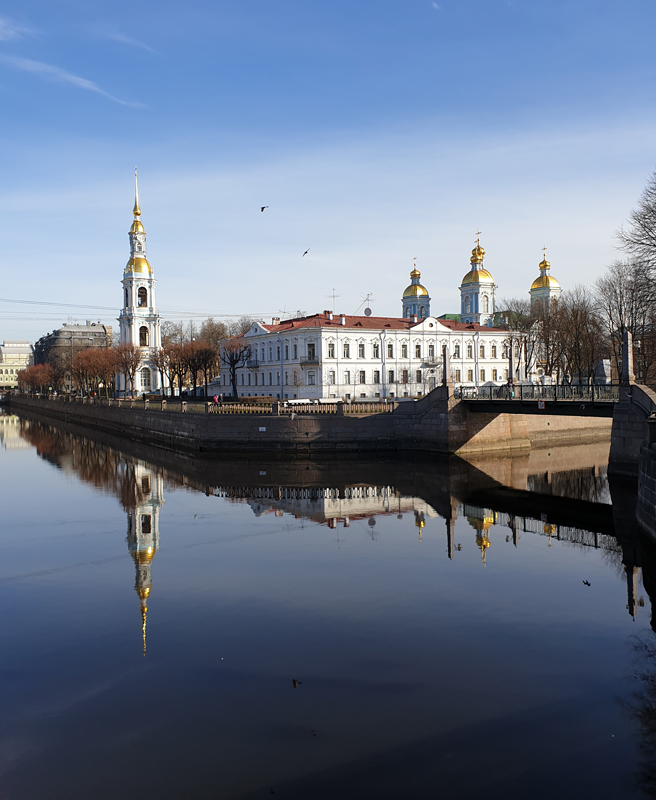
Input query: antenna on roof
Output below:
<box><xmin>326</xmin><ymin>289</ymin><xmax>341</xmax><ymax>313</ymax></box>
<box><xmin>353</xmin><ymin>292</ymin><xmax>374</xmax><ymax>316</ymax></box>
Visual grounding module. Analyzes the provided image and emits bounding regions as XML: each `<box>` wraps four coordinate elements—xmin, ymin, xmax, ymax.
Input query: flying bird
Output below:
<box><xmin>583</xmin><ymin>580</ymin><xmax>591</xmax><ymax>586</ymax></box>
<box><xmin>302</xmin><ymin>248</ymin><xmax>310</xmax><ymax>257</ymax></box>
<box><xmin>292</xmin><ymin>679</ymin><xmax>302</xmax><ymax>688</ymax></box>
<box><xmin>260</xmin><ymin>206</ymin><xmax>269</xmax><ymax>212</ymax></box>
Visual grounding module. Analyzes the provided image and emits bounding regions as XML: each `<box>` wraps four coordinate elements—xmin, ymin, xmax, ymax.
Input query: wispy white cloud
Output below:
<box><xmin>93</xmin><ymin>24</ymin><xmax>155</xmax><ymax>53</ymax></box>
<box><xmin>103</xmin><ymin>30</ymin><xmax>155</xmax><ymax>53</ymax></box>
<box><xmin>0</xmin><ymin>55</ymin><xmax>144</xmax><ymax>107</ymax></box>
<box><xmin>432</xmin><ymin>2</ymin><xmax>441</xmax><ymax>9</ymax></box>
<box><xmin>0</xmin><ymin>16</ymin><xmax>35</xmax><ymax>41</ymax></box>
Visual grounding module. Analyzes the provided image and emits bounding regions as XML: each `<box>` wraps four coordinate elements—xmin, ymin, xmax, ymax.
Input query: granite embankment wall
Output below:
<box><xmin>5</xmin><ymin>394</ymin><xmax>612</xmax><ymax>457</ymax></box>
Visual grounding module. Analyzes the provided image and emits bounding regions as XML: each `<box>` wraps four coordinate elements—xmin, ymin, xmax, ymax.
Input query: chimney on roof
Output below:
<box><xmin>272</xmin><ymin>317</ymin><xmax>280</xmax><ymax>325</ymax></box>
<box><xmin>339</xmin><ymin>314</ymin><xmax>346</xmax><ymax>326</ymax></box>
<box><xmin>411</xmin><ymin>314</ymin><xmax>418</xmax><ymax>323</ymax></box>
<box><xmin>325</xmin><ymin>310</ymin><xmax>333</xmax><ymax>321</ymax></box>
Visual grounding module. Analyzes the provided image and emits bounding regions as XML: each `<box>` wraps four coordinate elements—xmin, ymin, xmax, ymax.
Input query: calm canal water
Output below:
<box><xmin>1</xmin><ymin>410</ymin><xmax>656</xmax><ymax>799</ymax></box>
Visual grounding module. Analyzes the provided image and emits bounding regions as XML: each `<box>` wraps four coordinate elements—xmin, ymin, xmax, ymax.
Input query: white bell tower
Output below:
<box><xmin>117</xmin><ymin>169</ymin><xmax>165</xmax><ymax>395</ymax></box>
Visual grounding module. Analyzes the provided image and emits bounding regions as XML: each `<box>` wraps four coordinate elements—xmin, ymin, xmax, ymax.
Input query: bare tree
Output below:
<box><xmin>161</xmin><ymin>321</ymin><xmax>184</xmax><ymax>346</ymax></box>
<box><xmin>617</xmin><ymin>169</ymin><xmax>656</xmax><ymax>278</ymax></box>
<box><xmin>498</xmin><ymin>298</ymin><xmax>539</xmax><ymax>380</ymax></box>
<box><xmin>559</xmin><ymin>286</ymin><xmax>608</xmax><ymax>384</ymax></box>
<box><xmin>199</xmin><ymin>317</ymin><xmax>229</xmax><ymax>349</ymax></box>
<box><xmin>220</xmin><ymin>338</ymin><xmax>251</xmax><ymax>398</ymax></box>
<box><xmin>228</xmin><ymin>316</ymin><xmax>255</xmax><ymax>337</ymax></box>
<box><xmin>115</xmin><ymin>344</ymin><xmax>142</xmax><ymax>397</ymax></box>
<box><xmin>596</xmin><ymin>260</ymin><xmax>656</xmax><ymax>385</ymax></box>
<box><xmin>151</xmin><ymin>347</ymin><xmax>173</xmax><ymax>397</ymax></box>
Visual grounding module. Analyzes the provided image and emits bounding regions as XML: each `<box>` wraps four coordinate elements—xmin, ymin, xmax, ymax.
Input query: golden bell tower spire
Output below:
<box><xmin>133</xmin><ymin>166</ymin><xmax>141</xmax><ymax>218</ymax></box>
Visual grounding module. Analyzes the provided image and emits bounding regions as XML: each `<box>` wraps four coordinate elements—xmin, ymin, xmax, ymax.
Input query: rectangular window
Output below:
<box><xmin>277</xmin><ymin>372</ymin><xmax>280</xmax><ymax>385</ymax></box>
<box><xmin>248</xmin><ymin>373</ymin><xmax>251</xmax><ymax>386</ymax></box>
<box><xmin>344</xmin><ymin>370</ymin><xmax>350</xmax><ymax>384</ymax></box>
<box><xmin>388</xmin><ymin>370</ymin><xmax>395</xmax><ymax>383</ymax></box>
<box><xmin>402</xmin><ymin>369</ymin><xmax>409</xmax><ymax>383</ymax></box>
<box><xmin>261</xmin><ymin>348</ymin><xmax>265</xmax><ymax>361</ymax></box>
<box><xmin>343</xmin><ymin>343</ymin><xmax>350</xmax><ymax>358</ymax></box>
<box><xmin>359</xmin><ymin>370</ymin><xmax>366</xmax><ymax>384</ymax></box>
<box><xmin>293</xmin><ymin>344</ymin><xmax>298</xmax><ymax>359</ymax></box>
<box><xmin>269</xmin><ymin>347</ymin><xmax>273</xmax><ymax>360</ymax></box>
<box><xmin>415</xmin><ymin>345</ymin><xmax>421</xmax><ymax>358</ymax></box>
<box><xmin>240</xmin><ymin>374</ymin><xmax>244</xmax><ymax>385</ymax></box>
<box><xmin>328</xmin><ymin>342</ymin><xmax>335</xmax><ymax>358</ymax></box>
<box><xmin>402</xmin><ymin>344</ymin><xmax>408</xmax><ymax>359</ymax></box>
<box><xmin>416</xmin><ymin>370</ymin><xmax>421</xmax><ymax>383</ymax></box>
<box><xmin>277</xmin><ymin>346</ymin><xmax>280</xmax><ymax>360</ymax></box>
<box><xmin>373</xmin><ymin>370</ymin><xmax>380</xmax><ymax>384</ymax></box>
<box><xmin>358</xmin><ymin>343</ymin><xmax>365</xmax><ymax>358</ymax></box>
<box><xmin>308</xmin><ymin>372</ymin><xmax>316</xmax><ymax>385</ymax></box>
<box><xmin>467</xmin><ymin>369</ymin><xmax>473</xmax><ymax>381</ymax></box>
<box><xmin>491</xmin><ymin>345</ymin><xmax>497</xmax><ymax>358</ymax></box>
<box><xmin>285</xmin><ymin>345</ymin><xmax>289</xmax><ymax>359</ymax></box>
<box><xmin>373</xmin><ymin>343</ymin><xmax>380</xmax><ymax>358</ymax></box>
<box><xmin>467</xmin><ymin>345</ymin><xmax>473</xmax><ymax>358</ymax></box>
<box><xmin>269</xmin><ymin>373</ymin><xmax>272</xmax><ymax>385</ymax></box>
<box><xmin>454</xmin><ymin>344</ymin><xmax>460</xmax><ymax>358</ymax></box>
<box><xmin>480</xmin><ymin>345</ymin><xmax>485</xmax><ymax>358</ymax></box>
<box><xmin>329</xmin><ymin>370</ymin><xmax>336</xmax><ymax>385</ymax></box>
<box><xmin>492</xmin><ymin>369</ymin><xmax>498</xmax><ymax>381</ymax></box>
<box><xmin>429</xmin><ymin>344</ymin><xmax>435</xmax><ymax>358</ymax></box>
<box><xmin>388</xmin><ymin>344</ymin><xmax>394</xmax><ymax>358</ymax></box>
<box><xmin>502</xmin><ymin>345</ymin><xmax>508</xmax><ymax>358</ymax></box>
<box><xmin>308</xmin><ymin>343</ymin><xmax>316</xmax><ymax>359</ymax></box>
<box><xmin>504</xmin><ymin>369</ymin><xmax>509</xmax><ymax>380</ymax></box>
<box><xmin>480</xmin><ymin>369</ymin><xmax>486</xmax><ymax>382</ymax></box>
<box><xmin>455</xmin><ymin>369</ymin><xmax>461</xmax><ymax>382</ymax></box>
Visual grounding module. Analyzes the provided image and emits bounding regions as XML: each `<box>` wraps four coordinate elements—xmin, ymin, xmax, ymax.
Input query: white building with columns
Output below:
<box><xmin>219</xmin><ymin>243</ymin><xmax>537</xmax><ymax>400</ymax></box>
<box><xmin>117</xmin><ymin>171</ymin><xmax>166</xmax><ymax>395</ymax></box>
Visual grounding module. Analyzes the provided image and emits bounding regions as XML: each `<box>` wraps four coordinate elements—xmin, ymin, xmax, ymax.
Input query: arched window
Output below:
<box><xmin>138</xmin><ymin>287</ymin><xmax>148</xmax><ymax>307</ymax></box>
<box><xmin>482</xmin><ymin>295</ymin><xmax>489</xmax><ymax>313</ymax></box>
<box><xmin>141</xmin><ymin>367</ymin><xmax>151</xmax><ymax>389</ymax></box>
<box><xmin>124</xmin><ymin>288</ymin><xmax>128</xmax><ymax>308</ymax></box>
<box><xmin>139</xmin><ymin>326</ymin><xmax>149</xmax><ymax>347</ymax></box>
<box><xmin>419</xmin><ymin>306</ymin><xmax>426</xmax><ymax>318</ymax></box>
<box><xmin>464</xmin><ymin>297</ymin><xmax>471</xmax><ymax>314</ymax></box>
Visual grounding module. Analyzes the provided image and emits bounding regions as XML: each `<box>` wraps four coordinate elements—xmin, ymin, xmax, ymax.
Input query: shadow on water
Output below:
<box><xmin>6</xmin><ymin>409</ymin><xmax>656</xmax><ymax>799</ymax></box>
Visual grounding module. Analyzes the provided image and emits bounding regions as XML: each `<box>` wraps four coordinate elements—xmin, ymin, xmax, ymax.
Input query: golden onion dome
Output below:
<box><xmin>410</xmin><ymin>267</ymin><xmax>421</xmax><ymax>279</ymax></box>
<box><xmin>138</xmin><ymin>586</ymin><xmax>151</xmax><ymax>600</ymax></box>
<box><xmin>461</xmin><ymin>268</ymin><xmax>494</xmax><ymax>285</ymax></box>
<box><xmin>403</xmin><ymin>283</ymin><xmax>429</xmax><ymax>298</ymax></box>
<box><xmin>130</xmin><ymin>219</ymin><xmax>145</xmax><ymax>234</ymax></box>
<box><xmin>531</xmin><ymin>274</ymin><xmax>560</xmax><ymax>290</ymax></box>
<box><xmin>539</xmin><ymin>256</ymin><xmax>550</xmax><ymax>269</ymax></box>
<box><xmin>470</xmin><ymin>243</ymin><xmax>485</xmax><ymax>264</ymax></box>
<box><xmin>125</xmin><ymin>256</ymin><xmax>152</xmax><ymax>275</ymax></box>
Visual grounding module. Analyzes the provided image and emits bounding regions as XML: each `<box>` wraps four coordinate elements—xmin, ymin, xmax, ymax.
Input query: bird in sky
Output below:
<box><xmin>302</xmin><ymin>248</ymin><xmax>310</xmax><ymax>256</ymax></box>
<box><xmin>260</xmin><ymin>206</ymin><xmax>269</xmax><ymax>212</ymax></box>
<box><xmin>583</xmin><ymin>580</ymin><xmax>591</xmax><ymax>586</ymax></box>
<box><xmin>292</xmin><ymin>679</ymin><xmax>302</xmax><ymax>688</ymax></box>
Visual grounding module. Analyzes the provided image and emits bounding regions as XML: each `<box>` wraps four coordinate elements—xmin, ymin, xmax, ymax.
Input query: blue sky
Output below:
<box><xmin>1</xmin><ymin>0</ymin><xmax>656</xmax><ymax>339</ymax></box>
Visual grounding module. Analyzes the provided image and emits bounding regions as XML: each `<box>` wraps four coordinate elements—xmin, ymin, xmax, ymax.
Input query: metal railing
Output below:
<box><xmin>461</xmin><ymin>385</ymin><xmax>620</xmax><ymax>402</ymax></box>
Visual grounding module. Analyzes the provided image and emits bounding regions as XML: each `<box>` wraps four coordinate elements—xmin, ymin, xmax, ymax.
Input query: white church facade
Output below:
<box><xmin>218</xmin><ymin>242</ymin><xmax>561</xmax><ymax>400</ymax></box>
<box><xmin>117</xmin><ymin>171</ymin><xmax>166</xmax><ymax>396</ymax></box>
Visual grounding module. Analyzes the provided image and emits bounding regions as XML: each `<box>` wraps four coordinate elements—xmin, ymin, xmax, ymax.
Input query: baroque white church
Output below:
<box><xmin>117</xmin><ymin>171</ymin><xmax>166</xmax><ymax>395</ymax></box>
<box><xmin>218</xmin><ymin>242</ymin><xmax>563</xmax><ymax>400</ymax></box>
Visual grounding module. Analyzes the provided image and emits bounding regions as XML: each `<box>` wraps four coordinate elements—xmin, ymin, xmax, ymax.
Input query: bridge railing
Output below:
<box><xmin>462</xmin><ymin>385</ymin><xmax>620</xmax><ymax>402</ymax></box>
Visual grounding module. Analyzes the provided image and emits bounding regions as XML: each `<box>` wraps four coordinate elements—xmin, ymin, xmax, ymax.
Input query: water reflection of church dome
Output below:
<box><xmin>466</xmin><ymin>512</ymin><xmax>495</xmax><ymax>531</ymax></box>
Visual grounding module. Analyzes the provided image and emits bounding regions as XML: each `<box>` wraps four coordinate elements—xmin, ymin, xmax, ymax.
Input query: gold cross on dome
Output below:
<box><xmin>475</xmin><ymin>229</ymin><xmax>482</xmax><ymax>245</ymax></box>
<box><xmin>542</xmin><ymin>245</ymin><xmax>547</xmax><ymax>256</ymax></box>
<box><xmin>413</xmin><ymin>256</ymin><xmax>417</xmax><ymax>267</ymax></box>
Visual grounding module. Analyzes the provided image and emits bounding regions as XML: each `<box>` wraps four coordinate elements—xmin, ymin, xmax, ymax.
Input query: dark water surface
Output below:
<box><xmin>2</xmin><ymin>411</ymin><xmax>656</xmax><ymax>799</ymax></box>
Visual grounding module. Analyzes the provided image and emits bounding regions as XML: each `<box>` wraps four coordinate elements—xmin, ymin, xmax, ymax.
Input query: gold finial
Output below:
<box><xmin>410</xmin><ymin>256</ymin><xmax>420</xmax><ymax>279</ymax></box>
<box><xmin>133</xmin><ymin>166</ymin><xmax>141</xmax><ymax>218</ymax></box>
<box><xmin>539</xmin><ymin>246</ymin><xmax>550</xmax><ymax>270</ymax></box>
<box><xmin>475</xmin><ymin>229</ymin><xmax>482</xmax><ymax>246</ymax></box>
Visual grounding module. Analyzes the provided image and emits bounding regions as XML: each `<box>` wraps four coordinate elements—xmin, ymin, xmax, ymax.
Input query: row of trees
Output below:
<box><xmin>18</xmin><ymin>316</ymin><xmax>256</xmax><ymax>398</ymax></box>
<box><xmin>500</xmin><ymin>169</ymin><xmax>656</xmax><ymax>385</ymax></box>
<box><xmin>501</xmin><ymin>287</ymin><xmax>608</xmax><ymax>384</ymax></box>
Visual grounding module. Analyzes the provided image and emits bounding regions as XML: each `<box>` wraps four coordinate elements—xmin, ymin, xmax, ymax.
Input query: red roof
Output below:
<box><xmin>258</xmin><ymin>313</ymin><xmax>503</xmax><ymax>333</ymax></box>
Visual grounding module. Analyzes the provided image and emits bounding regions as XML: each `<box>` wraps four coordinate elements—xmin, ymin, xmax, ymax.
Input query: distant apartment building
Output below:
<box><xmin>0</xmin><ymin>341</ymin><xmax>34</xmax><ymax>390</ymax></box>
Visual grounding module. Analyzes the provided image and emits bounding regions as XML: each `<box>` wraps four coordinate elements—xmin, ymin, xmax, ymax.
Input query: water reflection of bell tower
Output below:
<box><xmin>126</xmin><ymin>464</ymin><xmax>164</xmax><ymax>654</ymax></box>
